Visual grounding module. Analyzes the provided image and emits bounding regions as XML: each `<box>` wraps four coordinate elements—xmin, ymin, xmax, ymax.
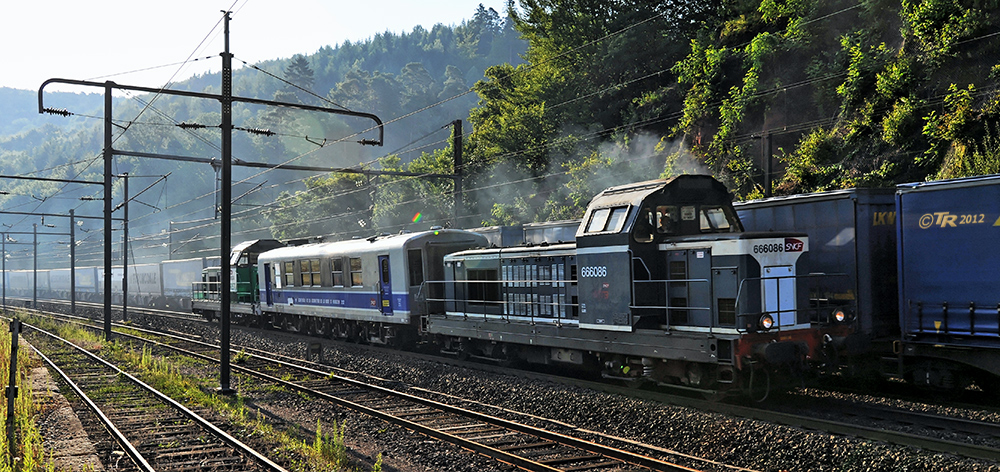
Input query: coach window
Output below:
<box><xmin>283</xmin><ymin>261</ymin><xmax>295</xmax><ymax>287</ymax></box>
<box><xmin>331</xmin><ymin>258</ymin><xmax>345</xmax><ymax>287</ymax></box>
<box><xmin>408</xmin><ymin>249</ymin><xmax>424</xmax><ymax>286</ymax></box>
<box><xmin>350</xmin><ymin>257</ymin><xmax>363</xmax><ymax>287</ymax></box>
<box><xmin>299</xmin><ymin>259</ymin><xmax>321</xmax><ymax>286</ymax></box>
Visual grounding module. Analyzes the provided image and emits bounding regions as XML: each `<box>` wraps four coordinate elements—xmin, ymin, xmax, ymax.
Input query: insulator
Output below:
<box><xmin>42</xmin><ymin>108</ymin><xmax>71</xmax><ymax>117</ymax></box>
<box><xmin>177</xmin><ymin>122</ymin><xmax>208</xmax><ymax>129</ymax></box>
<box><xmin>244</xmin><ymin>127</ymin><xmax>275</xmax><ymax>136</ymax></box>
<box><xmin>358</xmin><ymin>139</ymin><xmax>380</xmax><ymax>146</ymax></box>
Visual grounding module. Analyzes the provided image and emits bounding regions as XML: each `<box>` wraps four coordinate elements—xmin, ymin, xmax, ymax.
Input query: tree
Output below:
<box><xmin>264</xmin><ymin>173</ymin><xmax>373</xmax><ymax>240</ymax></box>
<box><xmin>284</xmin><ymin>54</ymin><xmax>316</xmax><ymax>103</ymax></box>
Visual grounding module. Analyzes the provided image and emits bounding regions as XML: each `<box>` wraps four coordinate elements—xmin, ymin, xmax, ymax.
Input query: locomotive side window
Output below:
<box><xmin>283</xmin><ymin>261</ymin><xmax>295</xmax><ymax>287</ymax></box>
<box><xmin>407</xmin><ymin>249</ymin><xmax>424</xmax><ymax>286</ymax></box>
<box><xmin>656</xmin><ymin>205</ymin><xmax>679</xmax><ymax>234</ymax></box>
<box><xmin>585</xmin><ymin>206</ymin><xmax>629</xmax><ymax>233</ymax></box>
<box><xmin>700</xmin><ymin>206</ymin><xmax>733</xmax><ymax>232</ymax></box>
<box><xmin>350</xmin><ymin>258</ymin><xmax>363</xmax><ymax>286</ymax></box>
<box><xmin>634</xmin><ymin>207</ymin><xmax>654</xmax><ymax>242</ymax></box>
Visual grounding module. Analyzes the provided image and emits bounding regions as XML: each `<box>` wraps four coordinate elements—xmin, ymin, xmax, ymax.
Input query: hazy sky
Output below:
<box><xmin>1</xmin><ymin>0</ymin><xmax>509</xmax><ymax>93</ymax></box>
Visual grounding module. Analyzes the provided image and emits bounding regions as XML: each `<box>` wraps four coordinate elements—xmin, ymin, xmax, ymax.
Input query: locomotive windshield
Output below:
<box><xmin>633</xmin><ymin>204</ymin><xmax>740</xmax><ymax>242</ymax></box>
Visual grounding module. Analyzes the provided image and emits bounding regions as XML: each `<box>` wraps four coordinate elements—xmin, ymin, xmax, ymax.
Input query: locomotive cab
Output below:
<box><xmin>573</xmin><ymin>175</ymin><xmax>821</xmax><ymax>391</ymax></box>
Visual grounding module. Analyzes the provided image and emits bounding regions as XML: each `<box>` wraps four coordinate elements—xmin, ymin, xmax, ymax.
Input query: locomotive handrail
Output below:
<box><xmin>630</xmin><ymin>278</ymin><xmax>711</xmax><ymax>332</ymax></box>
<box><xmin>734</xmin><ymin>274</ymin><xmax>792</xmax><ymax>334</ymax></box>
<box><xmin>733</xmin><ymin>272</ymin><xmax>851</xmax><ymax>333</ymax></box>
<box><xmin>192</xmin><ymin>280</ymin><xmax>222</xmax><ymax>300</ymax></box>
<box><xmin>420</xmin><ymin>279</ymin><xmax>579</xmax><ymax>326</ymax></box>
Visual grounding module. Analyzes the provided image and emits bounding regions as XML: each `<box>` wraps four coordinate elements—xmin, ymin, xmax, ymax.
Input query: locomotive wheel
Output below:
<box><xmin>494</xmin><ymin>344</ymin><xmax>517</xmax><ymax>367</ymax></box>
<box><xmin>700</xmin><ymin>390</ymin><xmax>728</xmax><ymax>401</ymax></box>
<box><xmin>974</xmin><ymin>371</ymin><xmax>1000</xmax><ymax>399</ymax></box>
<box><xmin>746</xmin><ymin>364</ymin><xmax>771</xmax><ymax>403</ymax></box>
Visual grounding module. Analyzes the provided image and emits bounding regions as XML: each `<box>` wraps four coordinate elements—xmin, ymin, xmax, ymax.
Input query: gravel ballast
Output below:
<box><xmin>133</xmin><ymin>314</ymin><xmax>1000</xmax><ymax>472</ymax></box>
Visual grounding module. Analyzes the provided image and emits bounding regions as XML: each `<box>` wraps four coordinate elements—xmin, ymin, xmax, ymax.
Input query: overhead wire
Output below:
<box><xmin>27</xmin><ymin>2</ymin><xmax>997</xmax><ymax>253</ymax></box>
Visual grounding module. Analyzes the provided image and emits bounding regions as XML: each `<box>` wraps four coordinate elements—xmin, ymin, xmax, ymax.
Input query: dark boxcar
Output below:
<box><xmin>896</xmin><ymin>175</ymin><xmax>1000</xmax><ymax>391</ymax></box>
<box><xmin>736</xmin><ymin>189</ymin><xmax>898</xmax><ymax>368</ymax></box>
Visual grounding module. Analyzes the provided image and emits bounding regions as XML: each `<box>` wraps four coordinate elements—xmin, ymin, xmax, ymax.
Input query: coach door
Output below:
<box><xmin>263</xmin><ymin>263</ymin><xmax>274</xmax><ymax>306</ymax></box>
<box><xmin>378</xmin><ymin>255</ymin><xmax>393</xmax><ymax>316</ymax></box>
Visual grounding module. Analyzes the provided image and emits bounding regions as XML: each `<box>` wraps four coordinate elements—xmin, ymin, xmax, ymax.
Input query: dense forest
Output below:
<box><xmin>1</xmin><ymin>0</ymin><xmax>998</xmax><ymax>266</ymax></box>
<box><xmin>450</xmin><ymin>0</ymin><xmax>1000</xmax><ymax>227</ymax></box>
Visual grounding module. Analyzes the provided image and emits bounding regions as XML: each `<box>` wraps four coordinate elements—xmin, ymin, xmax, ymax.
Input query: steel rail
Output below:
<box><xmin>27</xmin><ymin>298</ymin><xmax>1000</xmax><ymax>463</ymax></box>
<box><xmin>27</xmin><ymin>342</ymin><xmax>156</xmax><ymax>472</ymax></box>
<box><xmin>22</xmin><ymin>321</ymin><xmax>290</xmax><ymax>472</ymax></box>
<box><xmin>81</xmin><ymin>315</ymin><xmax>702</xmax><ymax>472</ymax></box>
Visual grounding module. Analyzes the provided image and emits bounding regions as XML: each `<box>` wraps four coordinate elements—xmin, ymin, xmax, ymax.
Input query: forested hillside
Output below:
<box><xmin>448</xmin><ymin>0</ymin><xmax>999</xmax><ymax>228</ymax></box>
<box><xmin>0</xmin><ymin>5</ymin><xmax>526</xmax><ymax>262</ymax></box>
<box><xmin>2</xmin><ymin>0</ymin><xmax>999</xmax><ymax>264</ymax></box>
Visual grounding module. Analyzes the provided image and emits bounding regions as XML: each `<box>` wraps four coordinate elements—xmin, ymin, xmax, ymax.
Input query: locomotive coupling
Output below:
<box><xmin>752</xmin><ymin>341</ymin><xmax>808</xmax><ymax>366</ymax></box>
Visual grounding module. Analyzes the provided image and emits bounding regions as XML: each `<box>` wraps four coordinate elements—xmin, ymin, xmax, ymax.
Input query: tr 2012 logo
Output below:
<box><xmin>918</xmin><ymin>212</ymin><xmax>986</xmax><ymax>229</ymax></box>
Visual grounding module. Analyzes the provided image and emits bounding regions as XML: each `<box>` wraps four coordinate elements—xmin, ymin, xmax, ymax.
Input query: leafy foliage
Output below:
<box><xmin>5</xmin><ymin>0</ymin><xmax>1000</xmax><ymax>255</ymax></box>
<box><xmin>669</xmin><ymin>0</ymin><xmax>1000</xmax><ymax>197</ymax></box>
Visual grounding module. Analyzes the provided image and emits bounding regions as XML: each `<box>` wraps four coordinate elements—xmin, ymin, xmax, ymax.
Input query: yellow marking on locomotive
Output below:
<box><xmin>994</xmin><ymin>215</ymin><xmax>1000</xmax><ymax>226</ymax></box>
<box><xmin>934</xmin><ymin>320</ymin><xmax>942</xmax><ymax>333</ymax></box>
<box><xmin>382</xmin><ymin>300</ymin><xmax>390</xmax><ymax>307</ymax></box>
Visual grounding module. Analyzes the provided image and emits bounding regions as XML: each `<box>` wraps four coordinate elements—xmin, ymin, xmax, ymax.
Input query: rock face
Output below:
<box><xmin>31</xmin><ymin>366</ymin><xmax>105</xmax><ymax>472</ymax></box>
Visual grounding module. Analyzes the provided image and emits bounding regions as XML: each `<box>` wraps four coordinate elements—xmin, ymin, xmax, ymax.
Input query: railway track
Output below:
<box><xmin>19</xmin><ymin>320</ymin><xmax>287</xmax><ymax>472</ymax></box>
<box><xmin>24</xmin><ymin>298</ymin><xmax>1000</xmax><ymax>465</ymax></box>
<box><xmin>28</xmin><ymin>307</ymin><xmax>719</xmax><ymax>472</ymax></box>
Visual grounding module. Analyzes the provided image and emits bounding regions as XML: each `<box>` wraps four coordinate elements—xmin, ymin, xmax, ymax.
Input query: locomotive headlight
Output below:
<box><xmin>759</xmin><ymin>314</ymin><xmax>775</xmax><ymax>330</ymax></box>
<box><xmin>831</xmin><ymin>306</ymin><xmax>853</xmax><ymax>323</ymax></box>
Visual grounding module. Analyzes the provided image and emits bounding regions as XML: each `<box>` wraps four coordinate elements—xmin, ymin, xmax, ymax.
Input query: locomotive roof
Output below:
<box><xmin>258</xmin><ymin>229</ymin><xmax>486</xmax><ymax>260</ymax></box>
<box><xmin>586</xmin><ymin>174</ymin><xmax>734</xmax><ymax>209</ymax></box>
<box><xmin>444</xmin><ymin>242</ymin><xmax>577</xmax><ymax>261</ymax></box>
<box><xmin>230</xmin><ymin>239</ymin><xmax>286</xmax><ymax>265</ymax></box>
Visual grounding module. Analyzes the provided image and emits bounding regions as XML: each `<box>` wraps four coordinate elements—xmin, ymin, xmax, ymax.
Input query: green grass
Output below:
<box><xmin>0</xmin><ymin>312</ymin><xmax>56</xmax><ymax>471</ymax></box>
<box><xmin>23</xmin><ymin>312</ymin><xmax>383</xmax><ymax>472</ymax></box>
